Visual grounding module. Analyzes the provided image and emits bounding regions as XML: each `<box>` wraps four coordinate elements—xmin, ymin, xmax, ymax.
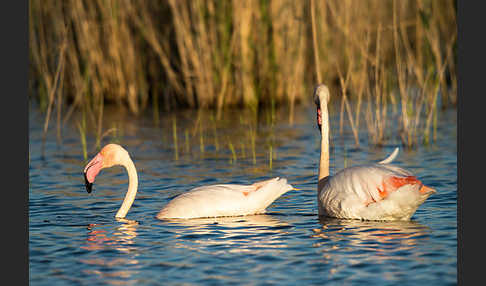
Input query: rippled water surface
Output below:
<box><xmin>29</xmin><ymin>104</ymin><xmax>456</xmax><ymax>285</ymax></box>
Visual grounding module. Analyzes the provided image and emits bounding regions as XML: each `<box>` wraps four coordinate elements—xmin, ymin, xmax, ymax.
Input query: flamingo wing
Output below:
<box><xmin>157</xmin><ymin>177</ymin><xmax>293</xmax><ymax>219</ymax></box>
<box><xmin>318</xmin><ymin>164</ymin><xmax>436</xmax><ymax>221</ymax></box>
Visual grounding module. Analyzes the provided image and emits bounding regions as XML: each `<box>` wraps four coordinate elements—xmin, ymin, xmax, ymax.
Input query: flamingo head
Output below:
<box><xmin>313</xmin><ymin>84</ymin><xmax>330</xmax><ymax>131</ymax></box>
<box><xmin>83</xmin><ymin>144</ymin><xmax>129</xmax><ymax>193</ymax></box>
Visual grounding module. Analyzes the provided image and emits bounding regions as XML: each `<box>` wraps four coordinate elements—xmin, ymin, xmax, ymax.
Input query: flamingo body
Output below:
<box><xmin>318</xmin><ymin>162</ymin><xmax>435</xmax><ymax>221</ymax></box>
<box><xmin>157</xmin><ymin>178</ymin><xmax>293</xmax><ymax>219</ymax></box>
<box><xmin>83</xmin><ymin>144</ymin><xmax>294</xmax><ymax>220</ymax></box>
<box><xmin>313</xmin><ymin>84</ymin><xmax>435</xmax><ymax>221</ymax></box>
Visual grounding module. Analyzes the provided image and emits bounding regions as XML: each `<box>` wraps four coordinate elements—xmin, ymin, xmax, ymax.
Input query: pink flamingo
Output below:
<box><xmin>83</xmin><ymin>144</ymin><xmax>294</xmax><ymax>219</ymax></box>
<box><xmin>314</xmin><ymin>84</ymin><xmax>436</xmax><ymax>221</ymax></box>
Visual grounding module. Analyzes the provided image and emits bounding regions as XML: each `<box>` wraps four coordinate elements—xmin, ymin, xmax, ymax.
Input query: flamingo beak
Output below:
<box><xmin>84</xmin><ymin>173</ymin><xmax>93</xmax><ymax>193</ymax></box>
<box><xmin>83</xmin><ymin>153</ymin><xmax>103</xmax><ymax>194</ymax></box>
<box><xmin>316</xmin><ymin>107</ymin><xmax>322</xmax><ymax>132</ymax></box>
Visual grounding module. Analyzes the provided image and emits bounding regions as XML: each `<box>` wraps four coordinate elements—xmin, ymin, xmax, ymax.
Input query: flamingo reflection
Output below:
<box><xmin>80</xmin><ymin>219</ymin><xmax>140</xmax><ymax>285</ymax></box>
<box><xmin>311</xmin><ymin>217</ymin><xmax>431</xmax><ymax>278</ymax></box>
<box><xmin>312</xmin><ymin>217</ymin><xmax>430</xmax><ymax>247</ymax></box>
<box><xmin>163</xmin><ymin>214</ymin><xmax>291</xmax><ymax>254</ymax></box>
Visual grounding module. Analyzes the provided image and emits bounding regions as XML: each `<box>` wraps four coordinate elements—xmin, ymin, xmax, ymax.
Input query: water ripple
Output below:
<box><xmin>29</xmin><ymin>106</ymin><xmax>456</xmax><ymax>285</ymax></box>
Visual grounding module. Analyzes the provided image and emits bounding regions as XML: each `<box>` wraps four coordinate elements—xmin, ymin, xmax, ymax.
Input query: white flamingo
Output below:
<box><xmin>83</xmin><ymin>144</ymin><xmax>294</xmax><ymax>219</ymax></box>
<box><xmin>313</xmin><ymin>84</ymin><xmax>436</xmax><ymax>221</ymax></box>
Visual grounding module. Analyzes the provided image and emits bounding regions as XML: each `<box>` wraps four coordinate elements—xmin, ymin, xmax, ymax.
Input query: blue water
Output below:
<box><xmin>29</xmin><ymin>104</ymin><xmax>456</xmax><ymax>285</ymax></box>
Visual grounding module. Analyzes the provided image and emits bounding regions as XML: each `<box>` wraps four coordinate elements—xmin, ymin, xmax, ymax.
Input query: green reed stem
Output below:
<box><xmin>172</xmin><ymin>116</ymin><xmax>178</xmax><ymax>160</ymax></box>
<box><xmin>240</xmin><ymin>142</ymin><xmax>246</xmax><ymax>159</ymax></box>
<box><xmin>199</xmin><ymin>129</ymin><xmax>205</xmax><ymax>154</ymax></box>
<box><xmin>211</xmin><ymin>114</ymin><xmax>219</xmax><ymax>151</ymax></box>
<box><xmin>269</xmin><ymin>145</ymin><xmax>273</xmax><ymax>169</ymax></box>
<box><xmin>249</xmin><ymin>128</ymin><xmax>256</xmax><ymax>165</ymax></box>
<box><xmin>228</xmin><ymin>141</ymin><xmax>236</xmax><ymax>164</ymax></box>
<box><xmin>77</xmin><ymin>121</ymin><xmax>87</xmax><ymax>161</ymax></box>
<box><xmin>185</xmin><ymin>130</ymin><xmax>190</xmax><ymax>154</ymax></box>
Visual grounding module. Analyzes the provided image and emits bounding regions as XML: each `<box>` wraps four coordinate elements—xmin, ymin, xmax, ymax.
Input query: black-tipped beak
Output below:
<box><xmin>84</xmin><ymin>172</ymin><xmax>93</xmax><ymax>193</ymax></box>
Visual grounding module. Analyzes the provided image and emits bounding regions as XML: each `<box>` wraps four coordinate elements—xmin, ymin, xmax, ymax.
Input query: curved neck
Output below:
<box><xmin>115</xmin><ymin>157</ymin><xmax>138</xmax><ymax>218</ymax></box>
<box><xmin>319</xmin><ymin>101</ymin><xmax>330</xmax><ymax>180</ymax></box>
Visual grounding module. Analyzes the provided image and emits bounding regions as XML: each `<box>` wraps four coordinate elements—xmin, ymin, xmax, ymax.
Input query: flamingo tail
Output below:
<box><xmin>378</xmin><ymin>147</ymin><xmax>399</xmax><ymax>164</ymax></box>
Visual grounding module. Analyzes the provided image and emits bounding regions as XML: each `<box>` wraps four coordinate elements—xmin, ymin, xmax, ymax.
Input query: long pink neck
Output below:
<box><xmin>115</xmin><ymin>157</ymin><xmax>138</xmax><ymax>218</ymax></box>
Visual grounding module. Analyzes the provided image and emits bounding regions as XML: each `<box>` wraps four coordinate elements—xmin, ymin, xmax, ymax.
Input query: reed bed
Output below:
<box><xmin>30</xmin><ymin>0</ymin><xmax>456</xmax><ymax>149</ymax></box>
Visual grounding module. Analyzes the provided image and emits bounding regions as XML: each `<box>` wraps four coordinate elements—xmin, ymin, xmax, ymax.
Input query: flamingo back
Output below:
<box><xmin>157</xmin><ymin>177</ymin><xmax>293</xmax><ymax>219</ymax></box>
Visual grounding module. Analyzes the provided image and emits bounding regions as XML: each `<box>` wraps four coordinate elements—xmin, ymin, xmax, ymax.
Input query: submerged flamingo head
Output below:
<box><xmin>83</xmin><ymin>144</ymin><xmax>128</xmax><ymax>193</ymax></box>
<box><xmin>313</xmin><ymin>84</ymin><xmax>330</xmax><ymax>131</ymax></box>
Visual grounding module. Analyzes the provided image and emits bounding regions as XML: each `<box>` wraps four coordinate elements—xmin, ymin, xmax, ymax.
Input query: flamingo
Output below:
<box><xmin>83</xmin><ymin>144</ymin><xmax>294</xmax><ymax>219</ymax></box>
<box><xmin>313</xmin><ymin>84</ymin><xmax>436</xmax><ymax>221</ymax></box>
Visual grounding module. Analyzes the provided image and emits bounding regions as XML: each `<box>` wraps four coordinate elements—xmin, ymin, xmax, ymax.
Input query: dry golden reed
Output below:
<box><xmin>30</xmin><ymin>0</ymin><xmax>456</xmax><ymax>148</ymax></box>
